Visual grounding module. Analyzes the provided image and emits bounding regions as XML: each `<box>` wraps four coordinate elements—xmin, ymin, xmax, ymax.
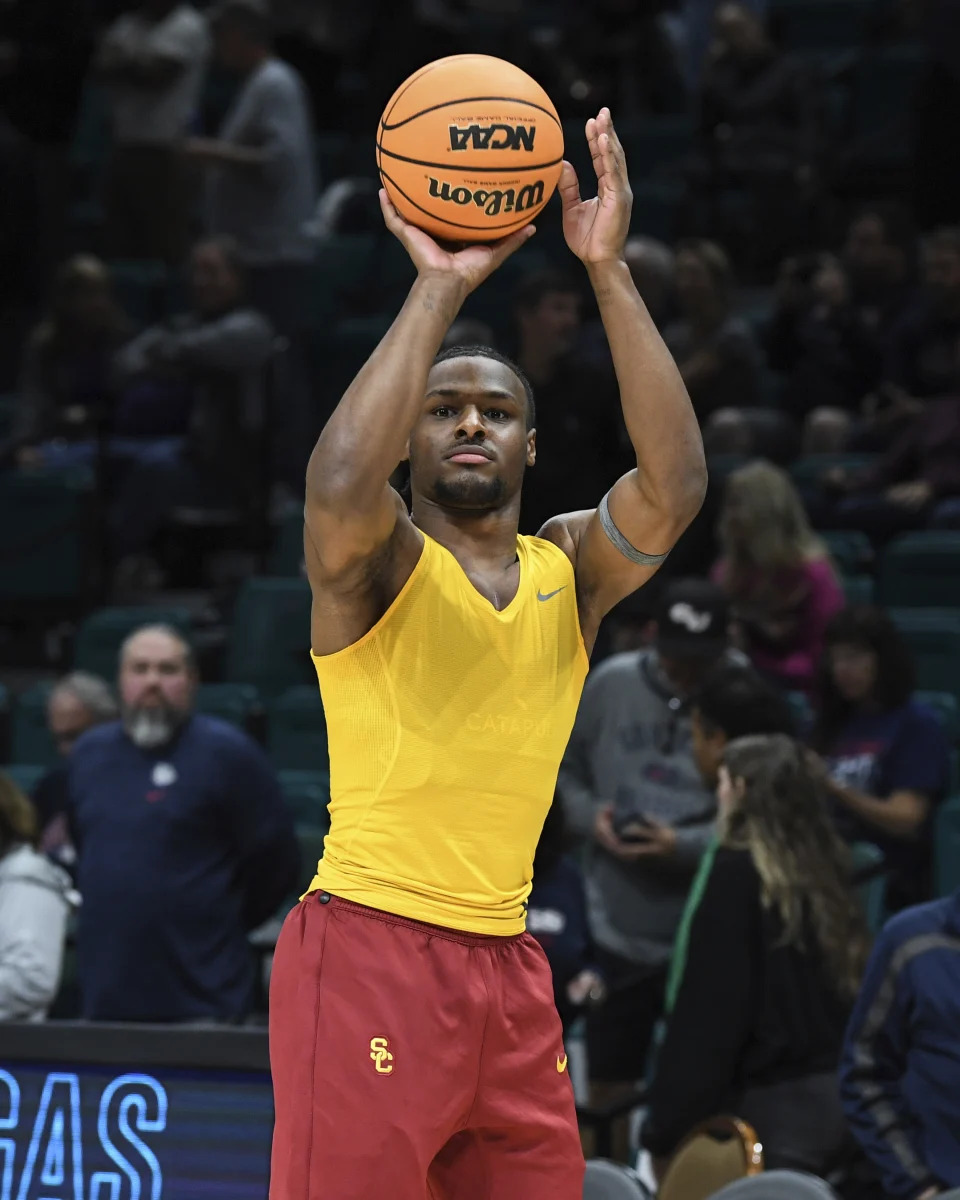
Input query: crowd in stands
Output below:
<box><xmin>0</xmin><ymin>0</ymin><xmax>959</xmax><ymax>1197</ymax></box>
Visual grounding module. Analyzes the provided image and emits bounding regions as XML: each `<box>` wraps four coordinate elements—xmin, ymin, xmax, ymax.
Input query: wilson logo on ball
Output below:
<box><xmin>447</xmin><ymin>123</ymin><xmax>537</xmax><ymax>152</ymax></box>
<box><xmin>427</xmin><ymin>177</ymin><xmax>544</xmax><ymax>215</ymax></box>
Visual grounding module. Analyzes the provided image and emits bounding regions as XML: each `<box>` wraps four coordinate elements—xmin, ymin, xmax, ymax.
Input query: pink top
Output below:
<box><xmin>711</xmin><ymin>556</ymin><xmax>845</xmax><ymax>692</ymax></box>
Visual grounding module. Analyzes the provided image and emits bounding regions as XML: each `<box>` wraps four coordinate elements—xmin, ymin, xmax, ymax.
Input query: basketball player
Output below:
<box><xmin>269</xmin><ymin>108</ymin><xmax>706</xmax><ymax>1199</ymax></box>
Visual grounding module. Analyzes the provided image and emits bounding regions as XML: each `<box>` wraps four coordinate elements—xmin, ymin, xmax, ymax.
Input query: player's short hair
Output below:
<box><xmin>432</xmin><ymin>344</ymin><xmax>536</xmax><ymax>431</ymax></box>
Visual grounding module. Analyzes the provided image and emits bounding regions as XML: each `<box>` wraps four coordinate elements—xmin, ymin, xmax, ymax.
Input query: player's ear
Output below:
<box><xmin>526</xmin><ymin>429</ymin><xmax>536</xmax><ymax>468</ymax></box>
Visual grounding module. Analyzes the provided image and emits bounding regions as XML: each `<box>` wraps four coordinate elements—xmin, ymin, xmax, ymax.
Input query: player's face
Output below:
<box><xmin>409</xmin><ymin>357</ymin><xmax>535</xmax><ymax>512</ymax></box>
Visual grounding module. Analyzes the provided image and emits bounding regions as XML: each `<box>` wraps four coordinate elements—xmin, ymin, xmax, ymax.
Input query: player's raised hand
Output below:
<box><xmin>559</xmin><ymin>107</ymin><xmax>633</xmax><ymax>266</ymax></box>
<box><xmin>379</xmin><ymin>189</ymin><xmax>535</xmax><ymax>296</ymax></box>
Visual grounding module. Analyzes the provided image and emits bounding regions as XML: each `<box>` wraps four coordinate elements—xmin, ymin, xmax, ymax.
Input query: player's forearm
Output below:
<box><xmin>307</xmin><ymin>273</ymin><xmax>465</xmax><ymax>507</ymax></box>
<box><xmin>588</xmin><ymin>259</ymin><xmax>706</xmax><ymax>525</ymax></box>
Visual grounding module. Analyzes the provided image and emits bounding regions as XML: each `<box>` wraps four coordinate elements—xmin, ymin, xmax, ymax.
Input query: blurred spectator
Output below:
<box><xmin>713</xmin><ymin>461</ymin><xmax>844</xmax><ymax>692</ymax></box>
<box><xmin>812</xmin><ymin>607</ymin><xmax>950</xmax><ymax>913</ymax></box>
<box><xmin>693</xmin><ymin>3</ymin><xmax>821</xmax><ymax>269</ymax></box>
<box><xmin>689</xmin><ymin>660</ymin><xmax>796</xmax><ymax>791</ymax></box>
<box><xmin>110</xmin><ymin>235</ymin><xmax>274</xmax><ymax>581</ymax></box>
<box><xmin>882</xmin><ymin>227</ymin><xmax>960</xmax><ymax>405</ymax></box>
<box><xmin>527</xmin><ymin>796</ymin><xmax>605</xmax><ymax>1033</ymax></box>
<box><xmin>816</xmin><ymin>395</ymin><xmax>960</xmax><ymax>542</ymax></box>
<box><xmin>662</xmin><ymin>239</ymin><xmax>764</xmax><ymax>442</ymax></box>
<box><xmin>511</xmin><ymin>269</ymin><xmax>625</xmax><ymax>534</ymax></box>
<box><xmin>582</xmin><ymin>237</ymin><xmax>677</xmax><ymax>371</ymax></box>
<box><xmin>32</xmin><ymin>672</ymin><xmax>118</xmax><ymax>857</ymax></box>
<box><xmin>441</xmin><ymin>319</ymin><xmax>496</xmax><ymax>351</ymax></box>
<box><xmin>94</xmin><ymin>0</ymin><xmax>209</xmax><ymax>264</ymax></box>
<box><xmin>558</xmin><ymin>579</ymin><xmax>737</xmax><ymax>1101</ymax></box>
<box><xmin>839</xmin><ymin>891</ymin><xmax>960</xmax><ymax>1199</ymax></box>
<box><xmin>764</xmin><ymin>254</ymin><xmax>883</xmax><ymax>453</ymax></box>
<box><xmin>842</xmin><ymin>206</ymin><xmax>915</xmax><ymax>337</ymax></box>
<box><xmin>0</xmin><ymin>772</ymin><xmax>72</xmax><ymax>1021</ymax></box>
<box><xmin>643</xmin><ymin>734</ymin><xmax>869</xmax><ymax>1176</ymax></box>
<box><xmin>68</xmin><ymin>625</ymin><xmax>299</xmax><ymax>1022</ymax></box>
<box><xmin>9</xmin><ymin>256</ymin><xmax>132</xmax><ymax>466</ymax></box>
<box><xmin>188</xmin><ymin>0</ymin><xmax>317</xmax><ymax>337</ymax></box>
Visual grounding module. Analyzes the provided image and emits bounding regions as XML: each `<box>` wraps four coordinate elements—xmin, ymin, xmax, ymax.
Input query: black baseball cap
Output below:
<box><xmin>655</xmin><ymin>578</ymin><xmax>729</xmax><ymax>660</ymax></box>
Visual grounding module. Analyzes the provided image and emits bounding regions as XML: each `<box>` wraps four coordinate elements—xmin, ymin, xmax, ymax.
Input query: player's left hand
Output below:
<box><xmin>558</xmin><ymin>107</ymin><xmax>633</xmax><ymax>266</ymax></box>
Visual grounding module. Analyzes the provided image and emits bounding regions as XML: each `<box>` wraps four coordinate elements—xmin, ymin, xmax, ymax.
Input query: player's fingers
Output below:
<box><xmin>598</xmin><ymin>132</ymin><xmax>625</xmax><ymax>188</ymax></box>
<box><xmin>599</xmin><ymin>108</ymin><xmax>628</xmax><ymax>176</ymax></box>
<box><xmin>585</xmin><ymin>116</ymin><xmax>604</xmax><ymax>178</ymax></box>
<box><xmin>557</xmin><ymin>160</ymin><xmax>581</xmax><ymax>207</ymax></box>
<box><xmin>379</xmin><ymin>188</ymin><xmax>407</xmax><ymax>240</ymax></box>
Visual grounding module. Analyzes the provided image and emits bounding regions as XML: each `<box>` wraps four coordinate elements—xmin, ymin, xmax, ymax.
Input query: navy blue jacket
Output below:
<box><xmin>68</xmin><ymin>715</ymin><xmax>299</xmax><ymax>1022</ymax></box>
<box><xmin>839</xmin><ymin>891</ymin><xmax>960</xmax><ymax>1198</ymax></box>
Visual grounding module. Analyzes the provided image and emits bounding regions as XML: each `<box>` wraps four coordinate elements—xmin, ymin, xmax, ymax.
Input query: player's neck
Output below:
<box><xmin>411</xmin><ymin>498</ymin><xmax>521</xmax><ymax>569</ymax></box>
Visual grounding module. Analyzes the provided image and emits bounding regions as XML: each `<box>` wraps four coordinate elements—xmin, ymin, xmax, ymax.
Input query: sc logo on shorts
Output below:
<box><xmin>369</xmin><ymin>1037</ymin><xmax>394</xmax><ymax>1075</ymax></box>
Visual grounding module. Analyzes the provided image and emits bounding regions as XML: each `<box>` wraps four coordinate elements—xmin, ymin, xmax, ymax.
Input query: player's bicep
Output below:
<box><xmin>567</xmin><ymin>472</ymin><xmax>684</xmax><ymax>617</ymax></box>
<box><xmin>304</xmin><ymin>484</ymin><xmax>405</xmax><ymax>584</ymax></box>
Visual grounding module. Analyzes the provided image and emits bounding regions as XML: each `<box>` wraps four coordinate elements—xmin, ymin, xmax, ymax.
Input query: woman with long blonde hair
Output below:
<box><xmin>642</xmin><ymin>734</ymin><xmax>870</xmax><ymax>1177</ymax></box>
<box><xmin>713</xmin><ymin>459</ymin><xmax>844</xmax><ymax>692</ymax></box>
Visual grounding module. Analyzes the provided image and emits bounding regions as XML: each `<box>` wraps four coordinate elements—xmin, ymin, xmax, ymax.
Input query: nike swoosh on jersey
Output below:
<box><xmin>537</xmin><ymin>587</ymin><xmax>567</xmax><ymax>602</ymax></box>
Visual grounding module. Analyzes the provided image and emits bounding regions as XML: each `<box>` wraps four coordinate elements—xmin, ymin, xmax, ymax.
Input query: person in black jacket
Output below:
<box><xmin>642</xmin><ymin>733</ymin><xmax>870</xmax><ymax>1177</ymax></box>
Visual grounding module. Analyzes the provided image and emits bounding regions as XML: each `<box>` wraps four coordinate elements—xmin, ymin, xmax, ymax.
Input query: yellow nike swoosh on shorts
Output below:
<box><xmin>556</xmin><ymin>1055</ymin><xmax>568</xmax><ymax>1073</ymax></box>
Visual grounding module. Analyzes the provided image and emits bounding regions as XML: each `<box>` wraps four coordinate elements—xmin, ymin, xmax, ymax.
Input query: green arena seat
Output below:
<box><xmin>269</xmin><ymin>510</ymin><xmax>304</xmax><ymax>577</ymax></box>
<box><xmin>278</xmin><ymin>769</ymin><xmax>331</xmax><ymax>830</ymax></box>
<box><xmin>890</xmin><ymin>610</ymin><xmax>960</xmax><ymax>706</ymax></box>
<box><xmin>225</xmin><ymin>578</ymin><xmax>313</xmax><ymax>698</ymax></box>
<box><xmin>934</xmin><ymin>795</ymin><xmax>960</xmax><ymax>897</ymax></box>
<box><xmin>0</xmin><ymin>472</ymin><xmax>93</xmax><ymax>608</ymax></box>
<box><xmin>789</xmin><ymin>454</ymin><xmax>877</xmax><ymax>488</ymax></box>
<box><xmin>268</xmin><ymin>687</ymin><xmax>328</xmax><ymax>771</ymax></box>
<box><xmin>850</xmin><ymin>842</ymin><xmax>888</xmax><ymax>933</ymax></box>
<box><xmin>195</xmin><ymin>683</ymin><xmax>261</xmax><ymax>731</ymax></box>
<box><xmin>842</xmin><ymin>574</ymin><xmax>874</xmax><ymax>606</ymax></box>
<box><xmin>820</xmin><ymin>529</ymin><xmax>873</xmax><ymax>577</ymax></box>
<box><xmin>2</xmin><ymin>764</ymin><xmax>47</xmax><ymax>796</ymax></box>
<box><xmin>10</xmin><ymin>683</ymin><xmax>57</xmax><ymax>768</ymax></box>
<box><xmin>879</xmin><ymin>532</ymin><xmax>960</xmax><ymax>609</ymax></box>
<box><xmin>74</xmin><ymin>606</ymin><xmax>192</xmax><ymax>680</ymax></box>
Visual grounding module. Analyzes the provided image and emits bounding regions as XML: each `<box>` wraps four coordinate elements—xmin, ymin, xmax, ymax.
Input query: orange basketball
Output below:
<box><xmin>377</xmin><ymin>54</ymin><xmax>564</xmax><ymax>243</ymax></box>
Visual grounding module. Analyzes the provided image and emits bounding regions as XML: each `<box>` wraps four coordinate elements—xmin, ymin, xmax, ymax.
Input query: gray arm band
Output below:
<box><xmin>598</xmin><ymin>491</ymin><xmax>670</xmax><ymax>566</ymax></box>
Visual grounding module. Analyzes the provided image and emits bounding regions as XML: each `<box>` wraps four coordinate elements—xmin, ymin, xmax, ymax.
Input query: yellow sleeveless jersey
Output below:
<box><xmin>307</xmin><ymin>531</ymin><xmax>589</xmax><ymax>934</ymax></box>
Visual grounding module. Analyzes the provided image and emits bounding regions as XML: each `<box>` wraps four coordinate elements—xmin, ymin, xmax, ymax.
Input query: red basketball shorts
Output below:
<box><xmin>268</xmin><ymin>891</ymin><xmax>584</xmax><ymax>1200</ymax></box>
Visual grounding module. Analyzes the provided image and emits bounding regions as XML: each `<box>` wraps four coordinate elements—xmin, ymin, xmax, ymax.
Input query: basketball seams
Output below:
<box><xmin>380</xmin><ymin>60</ymin><xmax>443</xmax><ymax>131</ymax></box>
<box><xmin>379</xmin><ymin>165</ymin><xmax>539</xmax><ymax>236</ymax></box>
<box><xmin>376</xmin><ymin>142</ymin><xmax>563</xmax><ymax>174</ymax></box>
<box><xmin>381</xmin><ymin>95</ymin><xmax>562</xmax><ymax>133</ymax></box>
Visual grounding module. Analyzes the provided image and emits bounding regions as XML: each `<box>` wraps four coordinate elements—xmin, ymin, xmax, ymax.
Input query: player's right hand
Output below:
<box><xmin>379</xmin><ymin>188</ymin><xmax>535</xmax><ymax>297</ymax></box>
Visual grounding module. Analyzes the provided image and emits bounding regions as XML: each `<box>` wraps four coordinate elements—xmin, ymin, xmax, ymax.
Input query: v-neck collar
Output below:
<box><xmin>426</xmin><ymin>532</ymin><xmax>526</xmax><ymax>618</ymax></box>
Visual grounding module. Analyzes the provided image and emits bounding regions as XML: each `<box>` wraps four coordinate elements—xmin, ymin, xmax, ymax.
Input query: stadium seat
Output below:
<box><xmin>934</xmin><ymin>796</ymin><xmax>960</xmax><ymax>897</ymax></box>
<box><xmin>789</xmin><ymin>454</ymin><xmax>877</xmax><ymax>488</ymax></box>
<box><xmin>3</xmin><ymin>764</ymin><xmax>47</xmax><ymax>796</ymax></box>
<box><xmin>582</xmin><ymin>1158</ymin><xmax>647</xmax><ymax>1199</ymax></box>
<box><xmin>269</xmin><ymin>509</ymin><xmax>304</xmax><ymax>577</ymax></box>
<box><xmin>195</xmin><ymin>683</ymin><xmax>260</xmax><ymax>731</ymax></box>
<box><xmin>708</xmin><ymin>1170</ymin><xmax>837</xmax><ymax>1198</ymax></box>
<box><xmin>225</xmin><ymin>578</ymin><xmax>314</xmax><ymax>698</ymax></box>
<box><xmin>850</xmin><ymin>842</ymin><xmax>887</xmax><ymax>933</ymax></box>
<box><xmin>842</xmin><ymin>574</ymin><xmax>874</xmax><ymax>606</ymax></box>
<box><xmin>820</xmin><ymin>530</ymin><xmax>873</xmax><ymax>577</ymax></box>
<box><xmin>10</xmin><ymin>683</ymin><xmax>57</xmax><ymax>768</ymax></box>
<box><xmin>268</xmin><ymin>686</ymin><xmax>328</xmax><ymax>771</ymax></box>
<box><xmin>658</xmin><ymin>1116</ymin><xmax>762</xmax><ymax>1200</ymax></box>
<box><xmin>74</xmin><ymin>606</ymin><xmax>192</xmax><ymax>680</ymax></box>
<box><xmin>879</xmin><ymin>532</ymin><xmax>960</xmax><ymax>609</ymax></box>
<box><xmin>278</xmin><ymin>769</ymin><xmax>331</xmax><ymax>829</ymax></box>
<box><xmin>0</xmin><ymin>472</ymin><xmax>93</xmax><ymax>609</ymax></box>
<box><xmin>889</xmin><ymin>610</ymin><xmax>960</xmax><ymax>706</ymax></box>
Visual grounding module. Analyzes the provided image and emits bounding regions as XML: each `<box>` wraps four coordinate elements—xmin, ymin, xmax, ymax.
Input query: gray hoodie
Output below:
<box><xmin>0</xmin><ymin>844</ymin><xmax>73</xmax><ymax>1021</ymax></box>
<box><xmin>558</xmin><ymin>648</ymin><xmax>741</xmax><ymax>970</ymax></box>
